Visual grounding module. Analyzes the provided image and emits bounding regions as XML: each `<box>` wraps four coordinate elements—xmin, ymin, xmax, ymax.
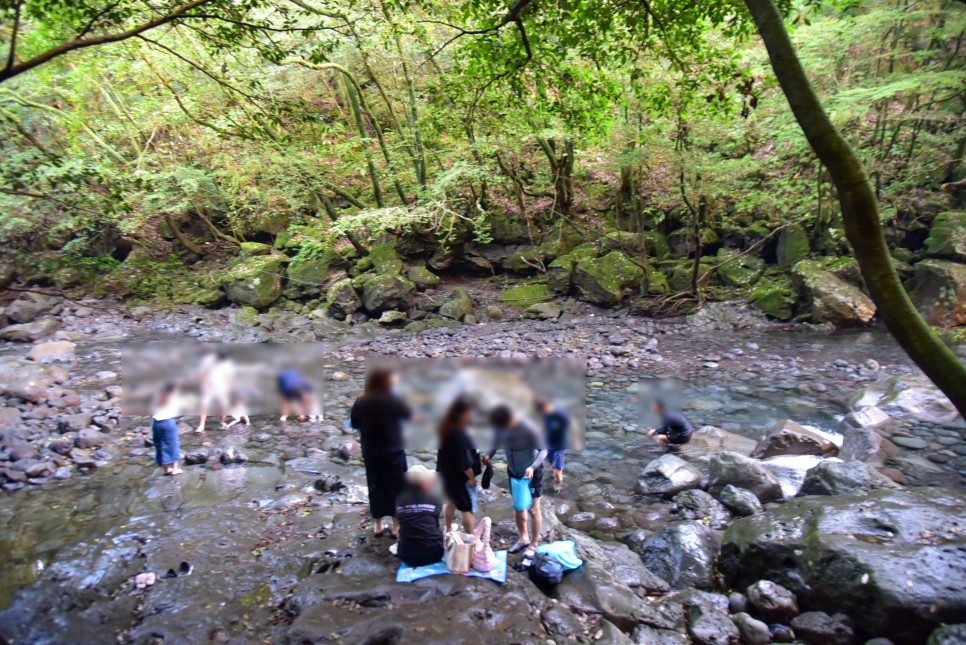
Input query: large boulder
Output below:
<box><xmin>220</xmin><ymin>255</ymin><xmax>285</xmax><ymax>307</ymax></box>
<box><xmin>851</xmin><ymin>374</ymin><xmax>961</xmax><ymax>426</ymax></box>
<box><xmin>359</xmin><ymin>274</ymin><xmax>416</xmax><ymax>313</ymax></box>
<box><xmin>838</xmin><ymin>407</ymin><xmax>899</xmax><ymax>464</ymax></box>
<box><xmin>639</xmin><ymin>521</ymin><xmax>719</xmax><ymax>590</ymax></box>
<box><xmin>746</xmin><ymin>580</ymin><xmax>799</xmax><ymax>622</ymax></box>
<box><xmin>0</xmin><ymin>317</ymin><xmax>60</xmax><ymax>342</ymax></box>
<box><xmin>324</xmin><ymin>278</ymin><xmax>362</xmax><ymax>319</ymax></box>
<box><xmin>793</xmin><ymin>260</ymin><xmax>876</xmax><ymax>326</ymax></box>
<box><xmin>719</xmin><ymin>488</ymin><xmax>966</xmax><ymax>644</ymax></box>
<box><xmin>748</xmin><ymin>275</ymin><xmax>798</xmax><ymax>320</ymax></box>
<box><xmin>437</xmin><ymin>287</ymin><xmax>474</xmax><ymax>321</ymax></box>
<box><xmin>797</xmin><ymin>460</ymin><xmax>900</xmax><ymax>497</ymax></box>
<box><xmin>708</xmin><ymin>451</ymin><xmax>783</xmax><ymax>503</ymax></box>
<box><xmin>924</xmin><ymin>211</ymin><xmax>966</xmax><ymax>261</ymax></box>
<box><xmin>637</xmin><ymin>454</ymin><xmax>704</xmax><ymax>497</ymax></box>
<box><xmin>572</xmin><ymin>251</ymin><xmax>644</xmax><ymax>305</ymax></box>
<box><xmin>717</xmin><ymin>485</ymin><xmax>762</xmax><ymax>517</ymax></box>
<box><xmin>497</xmin><ymin>282</ymin><xmax>552</xmax><ymax>308</ymax></box>
<box><xmin>790</xmin><ymin>611</ymin><xmax>855</xmax><ymax>645</ymax></box>
<box><xmin>751</xmin><ymin>419</ymin><xmax>838</xmax><ymax>459</ymax></box>
<box><xmin>369</xmin><ymin>244</ymin><xmax>403</xmax><ymax>275</ymax></box>
<box><xmin>547</xmin><ymin>244</ymin><xmax>597</xmax><ymax>293</ymax></box>
<box><xmin>777</xmin><ymin>224</ymin><xmax>810</xmax><ymax>271</ymax></box>
<box><xmin>908</xmin><ymin>259</ymin><xmax>966</xmax><ymax>327</ymax></box>
<box><xmin>286</xmin><ymin>251</ymin><xmax>339</xmax><ymax>298</ymax></box>
<box><xmin>671</xmin><ymin>489</ymin><xmax>732</xmax><ymax>529</ymax></box>
<box><xmin>406</xmin><ymin>266</ymin><xmax>439</xmax><ymax>290</ymax></box>
<box><xmin>6</xmin><ymin>293</ymin><xmax>57</xmax><ymax>324</ymax></box>
<box><xmin>714</xmin><ymin>248</ymin><xmax>764</xmax><ymax>288</ymax></box>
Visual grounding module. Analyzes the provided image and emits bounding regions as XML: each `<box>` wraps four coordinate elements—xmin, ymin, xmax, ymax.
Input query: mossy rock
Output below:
<box><xmin>487</xmin><ymin>212</ymin><xmax>532</xmax><ymax>244</ymax></box>
<box><xmin>242</xmin><ymin>212</ymin><xmax>289</xmax><ymax>236</ymax></box>
<box><xmin>220</xmin><ymin>255</ymin><xmax>286</xmax><ymax>308</ymax></box>
<box><xmin>233</xmin><ymin>306</ymin><xmax>260</xmax><ymax>326</ymax></box>
<box><xmin>644</xmin><ymin>269</ymin><xmax>670</xmax><ymax>295</ymax></box>
<box><xmin>909</xmin><ymin>259</ymin><xmax>966</xmax><ymax>327</ymax></box>
<box><xmin>325</xmin><ymin>278</ymin><xmax>362</xmax><ymax>319</ymax></box>
<box><xmin>353</xmin><ymin>256</ymin><xmax>374</xmax><ymax>276</ymax></box>
<box><xmin>924</xmin><ymin>212</ymin><xmax>966</xmax><ymax>262</ymax></box>
<box><xmin>749</xmin><ymin>274</ymin><xmax>798</xmax><ymax>320</ymax></box>
<box><xmin>360</xmin><ymin>273</ymin><xmax>416</xmax><ymax>313</ymax></box>
<box><xmin>573</xmin><ymin>251</ymin><xmax>644</xmax><ymax>305</ymax></box>
<box><xmin>438</xmin><ymin>287</ymin><xmax>474</xmax><ymax>321</ymax></box>
<box><xmin>404</xmin><ymin>318</ymin><xmax>460</xmax><ymax>333</ymax></box>
<box><xmin>547</xmin><ymin>244</ymin><xmax>598</xmax><ymax>293</ymax></box>
<box><xmin>177</xmin><ymin>286</ymin><xmax>227</xmax><ymax>308</ymax></box>
<box><xmin>664</xmin><ymin>258</ymin><xmax>717</xmax><ymax>292</ymax></box>
<box><xmin>407</xmin><ymin>266</ymin><xmax>440</xmax><ymax>289</ymax></box>
<box><xmin>668</xmin><ymin>228</ymin><xmax>720</xmax><ymax>256</ymax></box>
<box><xmin>503</xmin><ymin>247</ymin><xmax>543</xmax><ymax>272</ymax></box>
<box><xmin>286</xmin><ymin>251</ymin><xmax>339</xmax><ymax>298</ymax></box>
<box><xmin>369</xmin><ymin>243</ymin><xmax>403</xmax><ymax>275</ymax></box>
<box><xmin>600</xmin><ymin>231</ymin><xmax>670</xmax><ymax>259</ymax></box>
<box><xmin>239</xmin><ymin>242</ymin><xmax>272</xmax><ymax>258</ymax></box>
<box><xmin>792</xmin><ymin>260</ymin><xmax>876</xmax><ymax>326</ymax></box>
<box><xmin>777</xmin><ymin>224</ymin><xmax>810</xmax><ymax>271</ymax></box>
<box><xmin>497</xmin><ymin>282</ymin><xmax>552</xmax><ymax>308</ymax></box>
<box><xmin>715</xmin><ymin>248</ymin><xmax>765</xmax><ymax>288</ymax></box>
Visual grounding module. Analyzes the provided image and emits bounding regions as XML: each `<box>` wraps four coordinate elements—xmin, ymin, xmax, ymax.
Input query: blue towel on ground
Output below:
<box><xmin>535</xmin><ymin>540</ymin><xmax>583</xmax><ymax>570</ymax></box>
<box><xmin>396</xmin><ymin>550</ymin><xmax>508</xmax><ymax>584</ymax></box>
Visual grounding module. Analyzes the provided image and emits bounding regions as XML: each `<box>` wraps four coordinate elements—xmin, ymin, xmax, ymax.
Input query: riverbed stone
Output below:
<box><xmin>687</xmin><ymin>603</ymin><xmax>740</xmax><ymax>645</ymax></box>
<box><xmin>75</xmin><ymin>427</ymin><xmax>108</xmax><ymax>449</ymax></box>
<box><xmin>909</xmin><ymin>259</ymin><xmax>966</xmax><ymax>327</ymax></box>
<box><xmin>325</xmin><ymin>278</ymin><xmax>362</xmax><ymax>319</ymax></box>
<box><xmin>672</xmin><ymin>489</ymin><xmax>732</xmax><ymax>529</ymax></box>
<box><xmin>751</xmin><ymin>419</ymin><xmax>838</xmax><ymax>459</ymax></box>
<box><xmin>732</xmin><ymin>612</ymin><xmax>770</xmax><ymax>645</ymax></box>
<box><xmin>924</xmin><ymin>211</ymin><xmax>966</xmax><ymax>262</ymax></box>
<box><xmin>928</xmin><ymin>624</ymin><xmax>966</xmax><ymax>645</ymax></box>
<box><xmin>5</xmin><ymin>293</ymin><xmax>57</xmax><ymax>324</ymax></box>
<box><xmin>708</xmin><ymin>451</ymin><xmax>783</xmax><ymax>503</ymax></box>
<box><xmin>851</xmin><ymin>373</ymin><xmax>960</xmax><ymax>426</ymax></box>
<box><xmin>746</xmin><ymin>580</ymin><xmax>798</xmax><ymax>622</ymax></box>
<box><xmin>797</xmin><ymin>460</ymin><xmax>899</xmax><ymax>497</ymax></box>
<box><xmin>0</xmin><ymin>317</ymin><xmax>60</xmax><ymax>342</ymax></box>
<box><xmin>719</xmin><ymin>488</ymin><xmax>966</xmax><ymax>644</ymax></box>
<box><xmin>26</xmin><ymin>341</ymin><xmax>75</xmax><ymax>363</ymax></box>
<box><xmin>220</xmin><ymin>255</ymin><xmax>285</xmax><ymax>308</ymax></box>
<box><xmin>792</xmin><ymin>260</ymin><xmax>876</xmax><ymax>326</ymax></box>
<box><xmin>790</xmin><ymin>611</ymin><xmax>855</xmax><ymax>645</ymax></box>
<box><xmin>717</xmin><ymin>484</ymin><xmax>762</xmax><ymax>517</ymax></box>
<box><xmin>359</xmin><ymin>274</ymin><xmax>416</xmax><ymax>313</ymax></box>
<box><xmin>639</xmin><ymin>521</ymin><xmax>719</xmax><ymax>590</ymax></box>
<box><xmin>438</xmin><ymin>287</ymin><xmax>474</xmax><ymax>321</ymax></box>
<box><xmin>637</xmin><ymin>454</ymin><xmax>704</xmax><ymax>497</ymax></box>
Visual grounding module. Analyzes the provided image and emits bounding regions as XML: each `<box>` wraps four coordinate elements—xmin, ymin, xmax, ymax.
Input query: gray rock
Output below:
<box><xmin>524</xmin><ymin>301</ymin><xmax>562</xmax><ymax>320</ymax></box>
<box><xmin>839</xmin><ymin>408</ymin><xmax>899</xmax><ymax>464</ymax></box>
<box><xmin>639</xmin><ymin>521</ymin><xmax>719</xmax><ymax>590</ymax></box>
<box><xmin>928</xmin><ymin>624</ymin><xmax>966</xmax><ymax>645</ymax></box>
<box><xmin>377</xmin><ymin>310</ymin><xmax>407</xmax><ymax>326</ymax></box>
<box><xmin>638</xmin><ymin>453</ymin><xmax>704</xmax><ymax>497</ymax></box>
<box><xmin>746</xmin><ymin>580</ymin><xmax>799</xmax><ymax>622</ymax></box>
<box><xmin>751</xmin><ymin>419</ymin><xmax>838</xmax><ymax>459</ymax></box>
<box><xmin>790</xmin><ymin>611</ymin><xmax>855</xmax><ymax>645</ymax></box>
<box><xmin>672</xmin><ymin>489</ymin><xmax>732</xmax><ymax>529</ymax></box>
<box><xmin>219</xmin><ymin>447</ymin><xmax>248</xmax><ymax>464</ymax></box>
<box><xmin>75</xmin><ymin>427</ymin><xmax>108</xmax><ymax>449</ymax></box>
<box><xmin>797</xmin><ymin>460</ymin><xmax>900</xmax><ymax>497</ymax></box>
<box><xmin>891</xmin><ymin>435</ymin><xmax>928</xmax><ymax>450</ymax></box>
<box><xmin>708</xmin><ymin>451</ymin><xmax>783</xmax><ymax>503</ymax></box>
<box><xmin>687</xmin><ymin>605</ymin><xmax>740</xmax><ymax>645</ymax></box>
<box><xmin>720</xmin><ymin>488</ymin><xmax>966</xmax><ymax>643</ymax></box>
<box><xmin>6</xmin><ymin>293</ymin><xmax>56</xmax><ymax>323</ymax></box>
<box><xmin>437</xmin><ymin>287</ymin><xmax>474</xmax><ymax>321</ymax></box>
<box><xmin>718</xmin><ymin>485</ymin><xmax>763</xmax><ymax>517</ymax></box>
<box><xmin>732</xmin><ymin>612</ymin><xmax>770</xmax><ymax>645</ymax></box>
<box><xmin>0</xmin><ymin>317</ymin><xmax>60</xmax><ymax>342</ymax></box>
<box><xmin>631</xmin><ymin>624</ymin><xmax>691</xmax><ymax>645</ymax></box>
<box><xmin>851</xmin><ymin>374</ymin><xmax>960</xmax><ymax>426</ymax></box>
<box><xmin>728</xmin><ymin>592</ymin><xmax>749</xmax><ymax>614</ymax></box>
<box><xmin>184</xmin><ymin>449</ymin><xmax>209</xmax><ymax>465</ymax></box>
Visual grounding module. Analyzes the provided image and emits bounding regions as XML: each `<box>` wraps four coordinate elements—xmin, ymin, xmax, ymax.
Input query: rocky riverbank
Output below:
<box><xmin>0</xmin><ymin>294</ymin><xmax>965</xmax><ymax>644</ymax></box>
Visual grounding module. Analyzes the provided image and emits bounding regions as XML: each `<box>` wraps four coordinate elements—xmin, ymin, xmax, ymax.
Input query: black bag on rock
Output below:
<box><xmin>481</xmin><ymin>464</ymin><xmax>494</xmax><ymax>490</ymax></box>
<box><xmin>528</xmin><ymin>553</ymin><xmax>564</xmax><ymax>588</ymax></box>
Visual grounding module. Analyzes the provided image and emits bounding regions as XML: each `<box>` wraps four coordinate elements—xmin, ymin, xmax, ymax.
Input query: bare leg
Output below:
<box><xmin>444</xmin><ymin>502</ymin><xmax>456</xmax><ymax>530</ymax></box>
<box><xmin>391</xmin><ymin>517</ymin><xmax>399</xmax><ymax>538</ymax></box>
<box><xmin>195</xmin><ymin>405</ymin><xmax>208</xmax><ymax>433</ymax></box>
<box><xmin>514</xmin><ymin>509</ymin><xmax>529</xmax><ymax>545</ymax></box>
<box><xmin>224</xmin><ymin>418</ymin><xmax>239</xmax><ymax>429</ymax></box>
<box><xmin>170</xmin><ymin>461</ymin><xmax>183</xmax><ymax>476</ymax></box>
<box><xmin>279</xmin><ymin>398</ymin><xmax>291</xmax><ymax>422</ymax></box>
<box><xmin>461</xmin><ymin>511</ymin><xmax>475</xmax><ymax>534</ymax></box>
<box><xmin>373</xmin><ymin>517</ymin><xmax>384</xmax><ymax>535</ymax></box>
<box><xmin>529</xmin><ymin>497</ymin><xmax>542</xmax><ymax>548</ymax></box>
<box><xmin>554</xmin><ymin>469</ymin><xmax>564</xmax><ymax>485</ymax></box>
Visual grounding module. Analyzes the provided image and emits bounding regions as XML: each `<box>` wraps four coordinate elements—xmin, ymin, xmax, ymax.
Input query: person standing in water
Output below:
<box><xmin>350</xmin><ymin>368</ymin><xmax>411</xmax><ymax>538</ymax></box>
<box><xmin>482</xmin><ymin>405</ymin><xmax>547</xmax><ymax>555</ymax></box>
<box><xmin>195</xmin><ymin>348</ymin><xmax>235</xmax><ymax>433</ymax></box>
<box><xmin>436</xmin><ymin>395</ymin><xmax>480</xmax><ymax>533</ymax></box>
<box><xmin>152</xmin><ymin>382</ymin><xmax>183</xmax><ymax>476</ymax></box>
<box><xmin>647</xmin><ymin>399</ymin><xmax>694</xmax><ymax>447</ymax></box>
<box><xmin>536</xmin><ymin>398</ymin><xmax>570</xmax><ymax>493</ymax></box>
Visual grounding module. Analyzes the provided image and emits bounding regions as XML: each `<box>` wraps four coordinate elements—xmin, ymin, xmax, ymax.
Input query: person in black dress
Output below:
<box><xmin>350</xmin><ymin>368</ymin><xmax>411</xmax><ymax>538</ymax></box>
<box><xmin>436</xmin><ymin>395</ymin><xmax>479</xmax><ymax>533</ymax></box>
<box><xmin>396</xmin><ymin>465</ymin><xmax>444</xmax><ymax>567</ymax></box>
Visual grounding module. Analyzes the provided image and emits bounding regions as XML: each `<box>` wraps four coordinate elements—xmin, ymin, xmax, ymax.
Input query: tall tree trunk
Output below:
<box><xmin>744</xmin><ymin>0</ymin><xmax>966</xmax><ymax>416</ymax></box>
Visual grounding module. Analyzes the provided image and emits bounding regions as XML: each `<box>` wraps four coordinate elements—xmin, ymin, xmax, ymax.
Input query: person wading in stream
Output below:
<box><xmin>436</xmin><ymin>395</ymin><xmax>480</xmax><ymax>533</ymax></box>
<box><xmin>647</xmin><ymin>399</ymin><xmax>694</xmax><ymax>447</ymax></box>
<box><xmin>350</xmin><ymin>368</ymin><xmax>411</xmax><ymax>538</ymax></box>
<box><xmin>152</xmin><ymin>382</ymin><xmax>183</xmax><ymax>476</ymax></box>
<box><xmin>483</xmin><ymin>405</ymin><xmax>547</xmax><ymax>555</ymax></box>
<box><xmin>537</xmin><ymin>398</ymin><xmax>570</xmax><ymax>493</ymax></box>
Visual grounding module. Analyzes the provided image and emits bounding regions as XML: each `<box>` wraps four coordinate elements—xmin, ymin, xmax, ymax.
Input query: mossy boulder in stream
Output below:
<box><xmin>239</xmin><ymin>242</ymin><xmax>272</xmax><ymax>258</ymax></box>
<box><xmin>715</xmin><ymin>248</ymin><xmax>764</xmax><ymax>288</ymax></box>
<box><xmin>748</xmin><ymin>273</ymin><xmax>797</xmax><ymax>320</ymax></box>
<box><xmin>719</xmin><ymin>488</ymin><xmax>966</xmax><ymax>645</ymax></box>
<box><xmin>286</xmin><ymin>250</ymin><xmax>339</xmax><ymax>298</ymax></box>
<box><xmin>438</xmin><ymin>287</ymin><xmax>474</xmax><ymax>321</ymax></box>
<box><xmin>909</xmin><ymin>259</ymin><xmax>966</xmax><ymax>327</ymax></box>
<box><xmin>548</xmin><ymin>244</ymin><xmax>597</xmax><ymax>293</ymax></box>
<box><xmin>325</xmin><ymin>278</ymin><xmax>362</xmax><ymax>319</ymax></box>
<box><xmin>359</xmin><ymin>273</ymin><xmax>415</xmax><ymax>313</ymax></box>
<box><xmin>220</xmin><ymin>254</ymin><xmax>285</xmax><ymax>307</ymax></box>
<box><xmin>924</xmin><ymin>212</ymin><xmax>966</xmax><ymax>262</ymax></box>
<box><xmin>406</xmin><ymin>266</ymin><xmax>440</xmax><ymax>289</ymax></box>
<box><xmin>792</xmin><ymin>259</ymin><xmax>875</xmax><ymax>326</ymax></box>
<box><xmin>600</xmin><ymin>231</ymin><xmax>670</xmax><ymax>259</ymax></box>
<box><xmin>573</xmin><ymin>251</ymin><xmax>644</xmax><ymax>305</ymax></box>
<box><xmin>369</xmin><ymin>243</ymin><xmax>403</xmax><ymax>275</ymax></box>
<box><xmin>777</xmin><ymin>224</ymin><xmax>810</xmax><ymax>271</ymax></box>
<box><xmin>498</xmin><ymin>282</ymin><xmax>551</xmax><ymax>307</ymax></box>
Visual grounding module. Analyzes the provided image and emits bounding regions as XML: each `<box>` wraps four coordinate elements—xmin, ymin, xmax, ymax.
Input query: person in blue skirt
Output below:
<box><xmin>152</xmin><ymin>382</ymin><xmax>183</xmax><ymax>476</ymax></box>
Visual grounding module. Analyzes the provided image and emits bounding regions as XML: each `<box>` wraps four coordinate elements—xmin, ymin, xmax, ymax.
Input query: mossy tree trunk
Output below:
<box><xmin>744</xmin><ymin>0</ymin><xmax>966</xmax><ymax>416</ymax></box>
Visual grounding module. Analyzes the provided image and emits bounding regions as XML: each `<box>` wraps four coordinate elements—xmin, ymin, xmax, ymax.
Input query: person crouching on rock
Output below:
<box><xmin>152</xmin><ymin>382</ymin><xmax>183</xmax><ymax>476</ymax></box>
<box><xmin>482</xmin><ymin>405</ymin><xmax>547</xmax><ymax>556</ymax></box>
<box><xmin>647</xmin><ymin>399</ymin><xmax>694</xmax><ymax>447</ymax></box>
<box><xmin>350</xmin><ymin>368</ymin><xmax>411</xmax><ymax>539</ymax></box>
<box><xmin>395</xmin><ymin>465</ymin><xmax>445</xmax><ymax>567</ymax></box>
<box><xmin>436</xmin><ymin>395</ymin><xmax>480</xmax><ymax>534</ymax></box>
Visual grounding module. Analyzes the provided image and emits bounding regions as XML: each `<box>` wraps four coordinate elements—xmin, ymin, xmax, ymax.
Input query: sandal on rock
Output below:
<box><xmin>508</xmin><ymin>540</ymin><xmax>531</xmax><ymax>554</ymax></box>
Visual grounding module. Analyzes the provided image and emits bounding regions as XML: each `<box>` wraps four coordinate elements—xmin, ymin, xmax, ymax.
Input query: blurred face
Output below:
<box><xmin>420</xmin><ymin>477</ymin><xmax>435</xmax><ymax>493</ymax></box>
<box><xmin>458</xmin><ymin>409</ymin><xmax>472</xmax><ymax>428</ymax></box>
<box><xmin>651</xmin><ymin>402</ymin><xmax>663</xmax><ymax>416</ymax></box>
<box><xmin>389</xmin><ymin>373</ymin><xmax>399</xmax><ymax>392</ymax></box>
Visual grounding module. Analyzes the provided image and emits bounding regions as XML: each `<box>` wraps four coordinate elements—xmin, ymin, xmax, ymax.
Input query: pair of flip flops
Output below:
<box><xmin>162</xmin><ymin>561</ymin><xmax>193</xmax><ymax>579</ymax></box>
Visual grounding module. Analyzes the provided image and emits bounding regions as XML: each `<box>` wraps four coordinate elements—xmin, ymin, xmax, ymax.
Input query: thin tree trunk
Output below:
<box><xmin>344</xmin><ymin>77</ymin><xmax>385</xmax><ymax>208</ymax></box>
<box><xmin>744</xmin><ymin>0</ymin><xmax>966</xmax><ymax>416</ymax></box>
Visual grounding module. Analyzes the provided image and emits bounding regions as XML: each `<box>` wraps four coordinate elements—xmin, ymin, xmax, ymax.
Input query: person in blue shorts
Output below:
<box><xmin>277</xmin><ymin>368</ymin><xmax>321</xmax><ymax>422</ymax></box>
<box><xmin>152</xmin><ymin>382</ymin><xmax>183</xmax><ymax>476</ymax></box>
<box><xmin>537</xmin><ymin>398</ymin><xmax>570</xmax><ymax>493</ymax></box>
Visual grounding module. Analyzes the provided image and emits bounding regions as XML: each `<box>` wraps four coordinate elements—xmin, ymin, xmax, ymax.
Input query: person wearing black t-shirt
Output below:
<box><xmin>436</xmin><ymin>395</ymin><xmax>480</xmax><ymax>533</ymax></box>
<box><xmin>350</xmin><ymin>368</ymin><xmax>412</xmax><ymax>538</ymax></box>
<box><xmin>647</xmin><ymin>400</ymin><xmax>694</xmax><ymax>447</ymax></box>
<box><xmin>395</xmin><ymin>465</ymin><xmax>444</xmax><ymax>567</ymax></box>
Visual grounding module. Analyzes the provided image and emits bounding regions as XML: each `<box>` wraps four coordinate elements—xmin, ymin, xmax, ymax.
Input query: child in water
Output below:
<box><xmin>222</xmin><ymin>389</ymin><xmax>251</xmax><ymax>429</ymax></box>
<box><xmin>152</xmin><ymin>382</ymin><xmax>183</xmax><ymax>476</ymax></box>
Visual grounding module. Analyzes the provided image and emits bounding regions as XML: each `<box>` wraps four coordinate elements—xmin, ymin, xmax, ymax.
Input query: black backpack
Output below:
<box><xmin>528</xmin><ymin>552</ymin><xmax>564</xmax><ymax>588</ymax></box>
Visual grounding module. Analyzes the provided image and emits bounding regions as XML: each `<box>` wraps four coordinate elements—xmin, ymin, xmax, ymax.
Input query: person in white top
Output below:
<box><xmin>223</xmin><ymin>390</ymin><xmax>251</xmax><ymax>429</ymax></box>
<box><xmin>195</xmin><ymin>349</ymin><xmax>236</xmax><ymax>433</ymax></box>
<box><xmin>153</xmin><ymin>382</ymin><xmax>183</xmax><ymax>476</ymax></box>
